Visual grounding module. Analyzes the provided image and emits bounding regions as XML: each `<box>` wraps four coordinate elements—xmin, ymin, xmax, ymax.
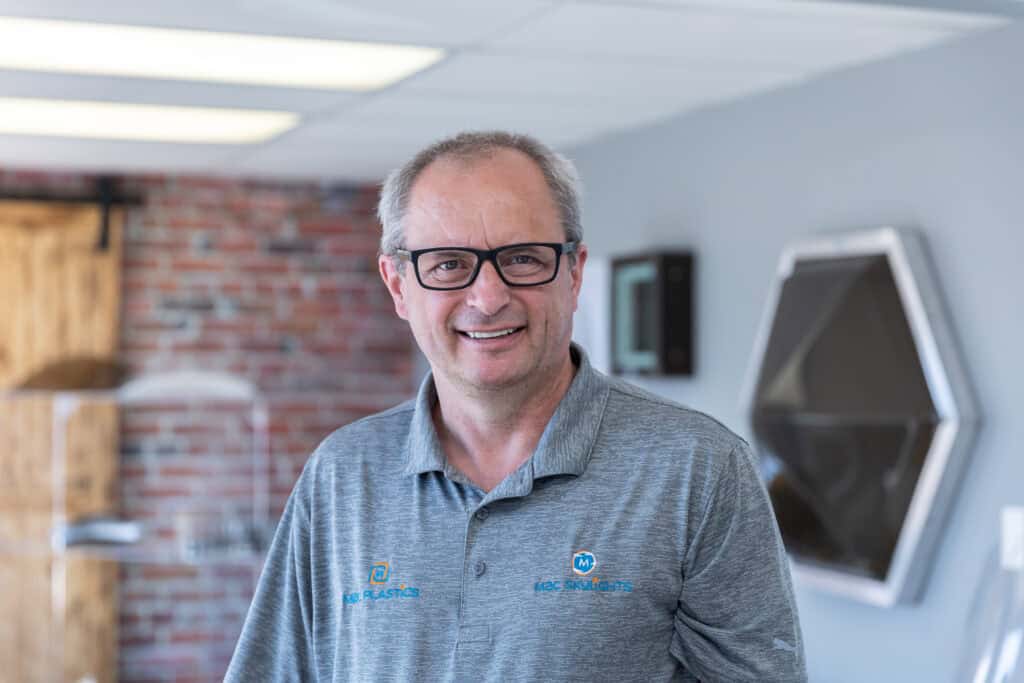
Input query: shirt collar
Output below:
<box><xmin>401</xmin><ymin>343</ymin><xmax>610</xmax><ymax>492</ymax></box>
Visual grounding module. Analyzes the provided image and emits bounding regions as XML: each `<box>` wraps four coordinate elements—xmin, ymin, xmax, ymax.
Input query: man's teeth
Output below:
<box><xmin>466</xmin><ymin>328</ymin><xmax>519</xmax><ymax>339</ymax></box>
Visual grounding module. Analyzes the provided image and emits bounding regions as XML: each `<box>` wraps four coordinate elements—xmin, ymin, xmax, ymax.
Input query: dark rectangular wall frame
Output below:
<box><xmin>610</xmin><ymin>251</ymin><xmax>694</xmax><ymax>376</ymax></box>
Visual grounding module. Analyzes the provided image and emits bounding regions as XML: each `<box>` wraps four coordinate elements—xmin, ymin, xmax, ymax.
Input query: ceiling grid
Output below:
<box><xmin>0</xmin><ymin>0</ymin><xmax>1012</xmax><ymax>180</ymax></box>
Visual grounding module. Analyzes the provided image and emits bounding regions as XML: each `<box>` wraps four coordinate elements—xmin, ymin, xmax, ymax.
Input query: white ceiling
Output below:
<box><xmin>0</xmin><ymin>0</ymin><xmax>1011</xmax><ymax>182</ymax></box>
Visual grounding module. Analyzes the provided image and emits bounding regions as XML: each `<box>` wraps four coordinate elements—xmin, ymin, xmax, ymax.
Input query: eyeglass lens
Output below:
<box><xmin>418</xmin><ymin>245</ymin><xmax>559</xmax><ymax>288</ymax></box>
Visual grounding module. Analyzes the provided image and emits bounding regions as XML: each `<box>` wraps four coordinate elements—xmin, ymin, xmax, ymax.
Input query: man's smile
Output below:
<box><xmin>457</xmin><ymin>326</ymin><xmax>526</xmax><ymax>342</ymax></box>
<box><xmin>460</xmin><ymin>326</ymin><xmax>523</xmax><ymax>338</ymax></box>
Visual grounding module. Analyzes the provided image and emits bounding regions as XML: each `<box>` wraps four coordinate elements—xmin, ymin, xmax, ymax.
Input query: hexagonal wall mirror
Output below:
<box><xmin>742</xmin><ymin>227</ymin><xmax>978</xmax><ymax>606</ymax></box>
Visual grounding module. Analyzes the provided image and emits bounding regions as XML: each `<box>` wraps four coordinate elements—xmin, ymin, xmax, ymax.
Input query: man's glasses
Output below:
<box><xmin>395</xmin><ymin>242</ymin><xmax>578</xmax><ymax>291</ymax></box>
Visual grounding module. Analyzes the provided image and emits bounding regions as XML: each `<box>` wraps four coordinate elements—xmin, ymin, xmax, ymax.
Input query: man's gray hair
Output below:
<box><xmin>377</xmin><ymin>131</ymin><xmax>583</xmax><ymax>256</ymax></box>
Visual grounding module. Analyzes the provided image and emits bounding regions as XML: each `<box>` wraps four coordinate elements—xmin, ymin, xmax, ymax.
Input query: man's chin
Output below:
<box><xmin>452</xmin><ymin>361</ymin><xmax>531</xmax><ymax>393</ymax></box>
<box><xmin>461</xmin><ymin>370</ymin><xmax>524</xmax><ymax>392</ymax></box>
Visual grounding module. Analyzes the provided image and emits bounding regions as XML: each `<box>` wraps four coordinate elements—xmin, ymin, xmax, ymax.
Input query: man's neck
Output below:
<box><xmin>431</xmin><ymin>354</ymin><xmax>577</xmax><ymax>492</ymax></box>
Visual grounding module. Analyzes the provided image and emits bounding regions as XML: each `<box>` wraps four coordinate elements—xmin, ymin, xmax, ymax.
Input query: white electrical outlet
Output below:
<box><xmin>1001</xmin><ymin>507</ymin><xmax>1024</xmax><ymax>571</ymax></box>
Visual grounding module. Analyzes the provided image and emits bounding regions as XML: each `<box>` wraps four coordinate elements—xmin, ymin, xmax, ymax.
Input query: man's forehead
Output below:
<box><xmin>403</xmin><ymin>148</ymin><xmax>561</xmax><ymax>241</ymax></box>
<box><xmin>412</xmin><ymin>147</ymin><xmax>547</xmax><ymax>195</ymax></box>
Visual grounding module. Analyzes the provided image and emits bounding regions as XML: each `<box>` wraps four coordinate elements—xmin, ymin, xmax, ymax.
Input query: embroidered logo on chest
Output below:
<box><xmin>534</xmin><ymin>550</ymin><xmax>634</xmax><ymax>594</ymax></box>
<box><xmin>572</xmin><ymin>550</ymin><xmax>596</xmax><ymax>575</ymax></box>
<box><xmin>342</xmin><ymin>561</ymin><xmax>421</xmax><ymax>606</ymax></box>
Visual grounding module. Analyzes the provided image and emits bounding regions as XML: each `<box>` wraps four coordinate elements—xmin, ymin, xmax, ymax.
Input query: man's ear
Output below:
<box><xmin>379</xmin><ymin>254</ymin><xmax>409</xmax><ymax>321</ymax></box>
<box><xmin>569</xmin><ymin>243</ymin><xmax>588</xmax><ymax>311</ymax></box>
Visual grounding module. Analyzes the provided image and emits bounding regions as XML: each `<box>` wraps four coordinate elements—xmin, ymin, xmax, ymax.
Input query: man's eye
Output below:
<box><xmin>426</xmin><ymin>258</ymin><xmax>471</xmax><ymax>276</ymax></box>
<box><xmin>508</xmin><ymin>254</ymin><xmax>538</xmax><ymax>265</ymax></box>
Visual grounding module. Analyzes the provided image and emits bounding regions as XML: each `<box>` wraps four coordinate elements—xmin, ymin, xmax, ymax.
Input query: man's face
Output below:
<box><xmin>379</xmin><ymin>148</ymin><xmax>587</xmax><ymax>394</ymax></box>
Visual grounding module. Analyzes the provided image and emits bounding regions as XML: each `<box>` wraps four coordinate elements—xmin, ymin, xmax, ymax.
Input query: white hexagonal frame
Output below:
<box><xmin>741</xmin><ymin>226</ymin><xmax>978</xmax><ymax>606</ymax></box>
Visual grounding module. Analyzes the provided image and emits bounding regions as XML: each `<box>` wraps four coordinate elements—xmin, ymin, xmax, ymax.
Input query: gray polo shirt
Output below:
<box><xmin>226</xmin><ymin>346</ymin><xmax>806</xmax><ymax>682</ymax></box>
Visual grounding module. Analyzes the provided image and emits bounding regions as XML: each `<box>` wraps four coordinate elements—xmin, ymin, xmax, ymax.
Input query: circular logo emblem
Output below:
<box><xmin>572</xmin><ymin>551</ymin><xmax>596</xmax><ymax>576</ymax></box>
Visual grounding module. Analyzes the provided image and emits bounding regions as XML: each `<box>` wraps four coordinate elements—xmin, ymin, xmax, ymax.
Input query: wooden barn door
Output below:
<box><xmin>0</xmin><ymin>200</ymin><xmax>123</xmax><ymax>683</ymax></box>
<box><xmin>0</xmin><ymin>201</ymin><xmax>122</xmax><ymax>388</ymax></box>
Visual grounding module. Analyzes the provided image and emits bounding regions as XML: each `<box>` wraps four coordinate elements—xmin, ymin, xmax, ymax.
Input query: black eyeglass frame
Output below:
<box><xmin>394</xmin><ymin>241</ymin><xmax>579</xmax><ymax>291</ymax></box>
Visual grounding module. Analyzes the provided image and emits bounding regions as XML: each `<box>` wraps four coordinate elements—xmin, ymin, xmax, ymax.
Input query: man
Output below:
<box><xmin>226</xmin><ymin>131</ymin><xmax>806</xmax><ymax>681</ymax></box>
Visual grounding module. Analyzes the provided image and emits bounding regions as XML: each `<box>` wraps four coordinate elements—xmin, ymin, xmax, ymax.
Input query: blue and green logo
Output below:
<box><xmin>343</xmin><ymin>561</ymin><xmax>421</xmax><ymax>606</ymax></box>
<box><xmin>535</xmin><ymin>550</ymin><xmax>634</xmax><ymax>594</ymax></box>
<box><xmin>369</xmin><ymin>562</ymin><xmax>389</xmax><ymax>584</ymax></box>
<box><xmin>572</xmin><ymin>551</ymin><xmax>596</xmax><ymax>575</ymax></box>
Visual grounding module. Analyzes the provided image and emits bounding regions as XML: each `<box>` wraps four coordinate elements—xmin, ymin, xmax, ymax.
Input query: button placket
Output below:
<box><xmin>456</xmin><ymin>512</ymin><xmax>491</xmax><ymax>652</ymax></box>
<box><xmin>469</xmin><ymin>508</ymin><xmax>488</xmax><ymax>578</ymax></box>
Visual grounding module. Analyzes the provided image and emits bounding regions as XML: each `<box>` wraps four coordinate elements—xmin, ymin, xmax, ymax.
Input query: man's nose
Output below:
<box><xmin>465</xmin><ymin>260</ymin><xmax>510</xmax><ymax>316</ymax></box>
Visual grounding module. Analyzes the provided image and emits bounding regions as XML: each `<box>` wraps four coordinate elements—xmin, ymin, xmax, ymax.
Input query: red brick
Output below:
<box><xmin>240</xmin><ymin>257</ymin><xmax>289</xmax><ymax>275</ymax></box>
<box><xmin>171</xmin><ymin>630</ymin><xmax>228</xmax><ymax>644</ymax></box>
<box><xmin>298</xmin><ymin>217</ymin><xmax>354</xmax><ymax>235</ymax></box>
<box><xmin>140</xmin><ymin>565</ymin><xmax>199</xmax><ymax>580</ymax></box>
<box><xmin>129</xmin><ymin>235</ymin><xmax>190</xmax><ymax>250</ymax></box>
<box><xmin>122</xmin><ymin>340</ymin><xmax>162</xmax><ymax>353</ymax></box>
<box><xmin>138</xmin><ymin>485</ymin><xmax>191</xmax><ymax>498</ymax></box>
<box><xmin>165</xmin><ymin>216</ymin><xmax>225</xmax><ymax>231</ymax></box>
<box><xmin>272</xmin><ymin>399</ymin><xmax>319</xmax><ymax>413</ymax></box>
<box><xmin>122</xmin><ymin>465</ymin><xmax>147</xmax><ymax>480</ymax></box>
<box><xmin>170</xmin><ymin>340</ymin><xmax>228</xmax><ymax>352</ymax></box>
<box><xmin>218</xmin><ymin>236</ymin><xmax>259</xmax><ymax>253</ymax></box>
<box><xmin>124</xmin><ymin>257</ymin><xmax>163</xmax><ymax>271</ymax></box>
<box><xmin>170</xmin><ymin>257</ymin><xmax>225</xmax><ymax>273</ymax></box>
<box><xmin>123</xmin><ymin>421</ymin><xmax>162</xmax><ymax>435</ymax></box>
<box><xmin>170</xmin><ymin>591</ymin><xmax>227</xmax><ymax>603</ymax></box>
<box><xmin>158</xmin><ymin>465</ymin><xmax>206</xmax><ymax>478</ymax></box>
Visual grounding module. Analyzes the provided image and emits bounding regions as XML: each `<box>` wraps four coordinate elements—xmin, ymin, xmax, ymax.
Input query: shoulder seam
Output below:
<box><xmin>339</xmin><ymin>401</ymin><xmax>415</xmax><ymax>428</ymax></box>
<box><xmin>308</xmin><ymin>401</ymin><xmax>415</xmax><ymax>463</ymax></box>
<box><xmin>607</xmin><ymin>384</ymin><xmax>747</xmax><ymax>447</ymax></box>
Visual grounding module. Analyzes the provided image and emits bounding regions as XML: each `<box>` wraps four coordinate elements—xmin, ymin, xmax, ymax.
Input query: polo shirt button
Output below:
<box><xmin>475</xmin><ymin>507</ymin><xmax>489</xmax><ymax>521</ymax></box>
<box><xmin>474</xmin><ymin>560</ymin><xmax>487</xmax><ymax>577</ymax></box>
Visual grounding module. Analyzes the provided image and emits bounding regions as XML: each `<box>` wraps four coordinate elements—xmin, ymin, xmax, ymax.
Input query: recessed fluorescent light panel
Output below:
<box><xmin>0</xmin><ymin>16</ymin><xmax>445</xmax><ymax>91</ymax></box>
<box><xmin>0</xmin><ymin>98</ymin><xmax>298</xmax><ymax>144</ymax></box>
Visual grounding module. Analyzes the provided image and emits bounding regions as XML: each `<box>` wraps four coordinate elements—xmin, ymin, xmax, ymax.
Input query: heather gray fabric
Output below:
<box><xmin>226</xmin><ymin>345</ymin><xmax>806</xmax><ymax>682</ymax></box>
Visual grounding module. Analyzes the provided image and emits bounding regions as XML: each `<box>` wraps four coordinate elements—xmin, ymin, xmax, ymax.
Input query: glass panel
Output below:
<box><xmin>0</xmin><ymin>382</ymin><xmax>268</xmax><ymax>682</ymax></box>
<box><xmin>752</xmin><ymin>254</ymin><xmax>940</xmax><ymax>580</ymax></box>
<box><xmin>119</xmin><ymin>398</ymin><xmax>267</xmax><ymax>563</ymax></box>
<box><xmin>632</xmin><ymin>280</ymin><xmax>657</xmax><ymax>353</ymax></box>
<box><xmin>613</xmin><ymin>261</ymin><xmax>658</xmax><ymax>371</ymax></box>
<box><xmin>0</xmin><ymin>551</ymin><xmax>259</xmax><ymax>683</ymax></box>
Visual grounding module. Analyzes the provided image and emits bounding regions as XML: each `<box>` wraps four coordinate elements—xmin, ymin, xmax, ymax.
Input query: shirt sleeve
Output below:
<box><xmin>670</xmin><ymin>440</ymin><xmax>808</xmax><ymax>682</ymax></box>
<box><xmin>225</xmin><ymin>468</ymin><xmax>316</xmax><ymax>682</ymax></box>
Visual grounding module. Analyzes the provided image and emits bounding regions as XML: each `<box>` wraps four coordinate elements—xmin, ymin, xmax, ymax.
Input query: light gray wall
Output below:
<box><xmin>568</xmin><ymin>22</ymin><xmax>1024</xmax><ymax>683</ymax></box>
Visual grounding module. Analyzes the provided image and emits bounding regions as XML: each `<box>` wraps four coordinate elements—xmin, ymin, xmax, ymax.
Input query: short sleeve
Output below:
<box><xmin>670</xmin><ymin>440</ymin><xmax>807</xmax><ymax>682</ymax></box>
<box><xmin>225</xmin><ymin>468</ymin><xmax>316</xmax><ymax>681</ymax></box>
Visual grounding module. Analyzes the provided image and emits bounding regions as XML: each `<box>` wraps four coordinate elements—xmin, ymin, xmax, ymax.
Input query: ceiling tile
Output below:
<box><xmin>0</xmin><ymin>70</ymin><xmax>358</xmax><ymax>114</ymax></box>
<box><xmin>223</xmin><ymin>135</ymin><xmax>424</xmax><ymax>182</ymax></box>
<box><xmin>0</xmin><ymin>0</ymin><xmax>557</xmax><ymax>46</ymax></box>
<box><xmin>305</xmin><ymin>94</ymin><xmax>647</xmax><ymax>141</ymax></box>
<box><xmin>307</xmin><ymin>83</ymin><xmax>814</xmax><ymax>144</ymax></box>
<box><xmin>401</xmin><ymin>52</ymin><xmax>801</xmax><ymax>100</ymax></box>
<box><xmin>569</xmin><ymin>0</ymin><xmax>1011</xmax><ymax>28</ymax></box>
<box><xmin>489</xmin><ymin>2</ymin><xmax>1001</xmax><ymax>68</ymax></box>
<box><xmin>0</xmin><ymin>135</ymin><xmax>239</xmax><ymax>174</ymax></box>
<box><xmin>224</xmin><ymin>102</ymin><xmax>612</xmax><ymax>181</ymax></box>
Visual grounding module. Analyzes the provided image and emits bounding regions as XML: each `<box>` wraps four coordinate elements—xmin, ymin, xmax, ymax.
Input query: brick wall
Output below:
<box><xmin>1</xmin><ymin>169</ymin><xmax>417</xmax><ymax>682</ymax></box>
<box><xmin>115</xmin><ymin>175</ymin><xmax>415</xmax><ymax>511</ymax></box>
